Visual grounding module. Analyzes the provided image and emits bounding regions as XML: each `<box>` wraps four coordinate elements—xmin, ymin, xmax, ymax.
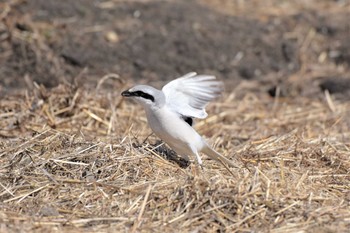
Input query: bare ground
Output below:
<box><xmin>0</xmin><ymin>0</ymin><xmax>350</xmax><ymax>232</ymax></box>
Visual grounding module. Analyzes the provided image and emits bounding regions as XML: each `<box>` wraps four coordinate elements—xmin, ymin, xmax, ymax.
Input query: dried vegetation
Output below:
<box><xmin>0</xmin><ymin>79</ymin><xmax>349</xmax><ymax>232</ymax></box>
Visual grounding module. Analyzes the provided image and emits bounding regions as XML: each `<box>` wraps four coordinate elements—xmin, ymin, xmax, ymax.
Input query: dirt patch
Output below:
<box><xmin>1</xmin><ymin>0</ymin><xmax>350</xmax><ymax>98</ymax></box>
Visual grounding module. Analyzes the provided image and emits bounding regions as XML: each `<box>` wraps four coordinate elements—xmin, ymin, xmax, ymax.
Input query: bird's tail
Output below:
<box><xmin>202</xmin><ymin>144</ymin><xmax>239</xmax><ymax>169</ymax></box>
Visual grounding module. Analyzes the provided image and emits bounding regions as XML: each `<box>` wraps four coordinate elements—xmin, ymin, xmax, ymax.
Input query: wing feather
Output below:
<box><xmin>162</xmin><ymin>72</ymin><xmax>223</xmax><ymax>119</ymax></box>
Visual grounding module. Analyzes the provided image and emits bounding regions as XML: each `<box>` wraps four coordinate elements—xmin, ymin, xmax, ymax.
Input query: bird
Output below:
<box><xmin>121</xmin><ymin>72</ymin><xmax>237</xmax><ymax>170</ymax></box>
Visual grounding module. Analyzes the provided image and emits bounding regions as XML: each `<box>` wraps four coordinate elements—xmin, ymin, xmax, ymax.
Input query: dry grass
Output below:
<box><xmin>0</xmin><ymin>79</ymin><xmax>349</xmax><ymax>232</ymax></box>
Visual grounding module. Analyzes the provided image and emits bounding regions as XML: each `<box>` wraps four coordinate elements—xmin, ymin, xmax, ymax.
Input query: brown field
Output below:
<box><xmin>1</xmin><ymin>0</ymin><xmax>350</xmax><ymax>232</ymax></box>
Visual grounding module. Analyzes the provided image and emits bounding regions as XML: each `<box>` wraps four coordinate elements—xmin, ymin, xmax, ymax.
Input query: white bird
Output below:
<box><xmin>121</xmin><ymin>72</ymin><xmax>237</xmax><ymax>170</ymax></box>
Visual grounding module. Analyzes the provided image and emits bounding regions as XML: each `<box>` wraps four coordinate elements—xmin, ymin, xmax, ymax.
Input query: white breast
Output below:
<box><xmin>145</xmin><ymin>106</ymin><xmax>205</xmax><ymax>156</ymax></box>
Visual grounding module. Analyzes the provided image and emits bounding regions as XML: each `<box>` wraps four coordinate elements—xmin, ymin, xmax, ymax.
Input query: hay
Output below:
<box><xmin>0</xmin><ymin>80</ymin><xmax>349</xmax><ymax>232</ymax></box>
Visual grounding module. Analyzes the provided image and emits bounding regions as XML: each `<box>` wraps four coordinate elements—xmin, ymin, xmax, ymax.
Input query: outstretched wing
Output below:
<box><xmin>162</xmin><ymin>72</ymin><xmax>223</xmax><ymax>119</ymax></box>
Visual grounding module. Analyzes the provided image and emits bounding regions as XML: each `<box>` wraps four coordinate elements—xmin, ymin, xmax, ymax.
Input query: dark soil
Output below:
<box><xmin>1</xmin><ymin>0</ymin><xmax>350</xmax><ymax>97</ymax></box>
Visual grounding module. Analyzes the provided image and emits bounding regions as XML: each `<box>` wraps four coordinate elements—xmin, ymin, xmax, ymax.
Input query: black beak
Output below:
<box><xmin>121</xmin><ymin>90</ymin><xmax>132</xmax><ymax>97</ymax></box>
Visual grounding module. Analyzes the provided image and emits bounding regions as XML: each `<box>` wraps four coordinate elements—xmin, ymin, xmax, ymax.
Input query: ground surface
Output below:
<box><xmin>0</xmin><ymin>0</ymin><xmax>350</xmax><ymax>232</ymax></box>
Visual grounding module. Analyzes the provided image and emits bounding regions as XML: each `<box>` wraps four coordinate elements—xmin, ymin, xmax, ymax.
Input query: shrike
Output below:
<box><xmin>121</xmin><ymin>72</ymin><xmax>236</xmax><ymax>169</ymax></box>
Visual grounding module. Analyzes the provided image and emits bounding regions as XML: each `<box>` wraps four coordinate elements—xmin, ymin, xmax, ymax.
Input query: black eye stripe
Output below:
<box><xmin>132</xmin><ymin>91</ymin><xmax>155</xmax><ymax>102</ymax></box>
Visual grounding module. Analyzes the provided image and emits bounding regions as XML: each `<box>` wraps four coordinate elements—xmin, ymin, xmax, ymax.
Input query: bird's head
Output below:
<box><xmin>121</xmin><ymin>85</ymin><xmax>165</xmax><ymax>109</ymax></box>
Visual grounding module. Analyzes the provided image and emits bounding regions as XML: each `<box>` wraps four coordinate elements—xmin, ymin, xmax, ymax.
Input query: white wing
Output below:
<box><xmin>162</xmin><ymin>72</ymin><xmax>223</xmax><ymax>119</ymax></box>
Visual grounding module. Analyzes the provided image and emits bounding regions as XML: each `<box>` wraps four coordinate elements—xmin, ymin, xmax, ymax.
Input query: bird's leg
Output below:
<box><xmin>194</xmin><ymin>151</ymin><xmax>203</xmax><ymax>169</ymax></box>
<box><xmin>188</xmin><ymin>144</ymin><xmax>203</xmax><ymax>169</ymax></box>
<box><xmin>142</xmin><ymin>132</ymin><xmax>154</xmax><ymax>144</ymax></box>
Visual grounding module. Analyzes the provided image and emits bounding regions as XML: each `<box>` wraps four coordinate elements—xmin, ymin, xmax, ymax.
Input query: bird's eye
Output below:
<box><xmin>133</xmin><ymin>91</ymin><xmax>154</xmax><ymax>102</ymax></box>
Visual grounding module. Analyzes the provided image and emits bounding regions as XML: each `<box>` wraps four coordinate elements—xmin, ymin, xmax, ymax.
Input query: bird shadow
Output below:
<box><xmin>132</xmin><ymin>140</ymin><xmax>191</xmax><ymax>169</ymax></box>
